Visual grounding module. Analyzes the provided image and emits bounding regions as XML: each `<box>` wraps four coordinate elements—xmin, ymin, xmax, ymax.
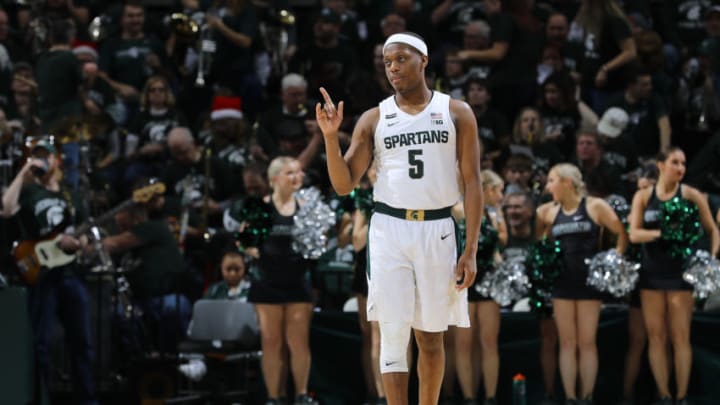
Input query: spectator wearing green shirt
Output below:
<box><xmin>204</xmin><ymin>249</ymin><xmax>252</xmax><ymax>300</ymax></box>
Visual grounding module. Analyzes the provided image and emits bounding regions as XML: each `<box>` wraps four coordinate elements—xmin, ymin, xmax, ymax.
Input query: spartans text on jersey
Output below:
<box><xmin>383</xmin><ymin>130</ymin><xmax>449</xmax><ymax>149</ymax></box>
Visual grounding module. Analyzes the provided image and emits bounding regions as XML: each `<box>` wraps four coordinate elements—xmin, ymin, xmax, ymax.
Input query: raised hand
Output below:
<box><xmin>315</xmin><ymin>87</ymin><xmax>344</xmax><ymax>137</ymax></box>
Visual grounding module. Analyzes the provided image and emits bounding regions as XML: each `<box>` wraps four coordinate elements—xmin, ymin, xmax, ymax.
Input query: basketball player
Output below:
<box><xmin>316</xmin><ymin>32</ymin><xmax>483</xmax><ymax>405</ymax></box>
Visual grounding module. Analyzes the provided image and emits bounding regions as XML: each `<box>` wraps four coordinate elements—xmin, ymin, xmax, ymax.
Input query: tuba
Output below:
<box><xmin>165</xmin><ymin>12</ymin><xmax>216</xmax><ymax>87</ymax></box>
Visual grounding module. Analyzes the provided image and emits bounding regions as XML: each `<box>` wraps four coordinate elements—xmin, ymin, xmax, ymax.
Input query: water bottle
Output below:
<box><xmin>513</xmin><ymin>373</ymin><xmax>527</xmax><ymax>405</ymax></box>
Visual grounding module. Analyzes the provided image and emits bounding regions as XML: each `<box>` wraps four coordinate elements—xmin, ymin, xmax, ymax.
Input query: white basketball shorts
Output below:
<box><xmin>366</xmin><ymin>212</ymin><xmax>470</xmax><ymax>332</ymax></box>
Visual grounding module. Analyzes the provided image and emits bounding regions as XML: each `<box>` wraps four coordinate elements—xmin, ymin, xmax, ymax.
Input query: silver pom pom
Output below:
<box><xmin>683</xmin><ymin>250</ymin><xmax>720</xmax><ymax>299</ymax></box>
<box><xmin>475</xmin><ymin>257</ymin><xmax>529</xmax><ymax>306</ymax></box>
<box><xmin>585</xmin><ymin>250</ymin><xmax>640</xmax><ymax>298</ymax></box>
<box><xmin>292</xmin><ymin>187</ymin><xmax>337</xmax><ymax>259</ymax></box>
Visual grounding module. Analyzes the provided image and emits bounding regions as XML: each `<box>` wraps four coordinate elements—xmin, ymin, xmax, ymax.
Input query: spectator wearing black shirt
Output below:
<box><xmin>35</xmin><ymin>19</ymin><xmax>83</xmax><ymax>132</ymax></box>
<box><xmin>506</xmin><ymin>107</ymin><xmax>564</xmax><ymax>177</ymax></box>
<box><xmin>435</xmin><ymin>47</ymin><xmax>469</xmax><ymax>100</ymax></box>
<box><xmin>98</xmin><ymin>1</ymin><xmax>168</xmax><ymax>124</ymax></box>
<box><xmin>430</xmin><ymin>0</ymin><xmax>486</xmax><ymax>47</ymax></box>
<box><xmin>257</xmin><ymin>74</ymin><xmax>327</xmax><ymax>188</ymax></box>
<box><xmin>325</xmin><ymin>0</ymin><xmax>367</xmax><ymax>50</ymax></box>
<box><xmin>343</xmin><ymin>43</ymin><xmax>394</xmax><ymax>125</ymax></box>
<box><xmin>544</xmin><ymin>12</ymin><xmax>583</xmax><ymax>78</ymax></box>
<box><xmin>464</xmin><ymin>77</ymin><xmax>510</xmax><ymax>169</ymax></box>
<box><xmin>661</xmin><ymin>0</ymin><xmax>719</xmax><ymax>58</ymax></box>
<box><xmin>459</xmin><ymin>0</ymin><xmax>544</xmax><ymax>120</ymax></box>
<box><xmin>539</xmin><ymin>71</ymin><xmax>598</xmax><ymax>159</ymax></box>
<box><xmin>125</xmin><ymin>75</ymin><xmax>186</xmax><ymax>188</ymax></box>
<box><xmin>597</xmin><ymin>106</ymin><xmax>639</xmax><ymax>176</ymax></box>
<box><xmin>202</xmin><ymin>95</ymin><xmax>254</xmax><ymax>171</ymax></box>
<box><xmin>7</xmin><ymin>62</ymin><xmax>40</xmax><ymax>135</ymax></box>
<box><xmin>568</xmin><ymin>0</ymin><xmax>637</xmax><ymax>112</ymax></box>
<box><xmin>98</xmin><ymin>179</ymin><xmax>192</xmax><ymax>354</ymax></box>
<box><xmin>208</xmin><ymin>0</ymin><xmax>263</xmax><ymax>123</ymax></box>
<box><xmin>501</xmin><ymin>153</ymin><xmax>542</xmax><ymax>204</ymax></box>
<box><xmin>0</xmin><ymin>8</ymin><xmax>28</xmax><ymax>63</ymax></box>
<box><xmin>575</xmin><ymin>130</ymin><xmax>624</xmax><ymax>197</ymax></box>
<box><xmin>634</xmin><ymin>30</ymin><xmax>674</xmax><ymax>109</ymax></box>
<box><xmin>162</xmin><ymin>126</ymin><xmax>243</xmax><ymax>273</ymax></box>
<box><xmin>460</xmin><ymin>20</ymin><xmax>493</xmax><ymax>80</ymax></box>
<box><xmin>290</xmin><ymin>8</ymin><xmax>356</xmax><ymax>104</ymax></box>
<box><xmin>604</xmin><ymin>64</ymin><xmax>671</xmax><ymax>158</ymax></box>
<box><xmin>73</xmin><ymin>45</ymin><xmax>119</xmax><ymax>120</ymax></box>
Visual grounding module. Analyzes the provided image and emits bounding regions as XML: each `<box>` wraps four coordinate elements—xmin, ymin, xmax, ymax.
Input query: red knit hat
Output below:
<box><xmin>210</xmin><ymin>96</ymin><xmax>243</xmax><ymax>121</ymax></box>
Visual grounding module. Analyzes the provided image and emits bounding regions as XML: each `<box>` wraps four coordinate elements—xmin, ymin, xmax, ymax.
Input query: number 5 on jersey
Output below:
<box><xmin>408</xmin><ymin>149</ymin><xmax>424</xmax><ymax>179</ymax></box>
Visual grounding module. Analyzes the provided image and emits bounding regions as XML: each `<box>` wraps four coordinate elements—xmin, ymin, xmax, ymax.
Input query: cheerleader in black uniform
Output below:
<box><xmin>247</xmin><ymin>156</ymin><xmax>318</xmax><ymax>405</ymax></box>
<box><xmin>455</xmin><ymin>170</ymin><xmax>507</xmax><ymax>404</ymax></box>
<box><xmin>620</xmin><ymin>163</ymin><xmax>657</xmax><ymax>404</ymax></box>
<box><xmin>536</xmin><ymin>164</ymin><xmax>628</xmax><ymax>404</ymax></box>
<box><xmin>350</xmin><ymin>163</ymin><xmax>387</xmax><ymax>404</ymax></box>
<box><xmin>629</xmin><ymin>148</ymin><xmax>719</xmax><ymax>405</ymax></box>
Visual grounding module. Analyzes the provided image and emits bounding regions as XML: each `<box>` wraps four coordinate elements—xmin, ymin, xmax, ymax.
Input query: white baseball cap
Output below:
<box><xmin>597</xmin><ymin>107</ymin><xmax>629</xmax><ymax>138</ymax></box>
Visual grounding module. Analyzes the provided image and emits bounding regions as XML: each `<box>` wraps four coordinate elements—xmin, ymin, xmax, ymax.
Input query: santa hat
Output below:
<box><xmin>210</xmin><ymin>96</ymin><xmax>243</xmax><ymax>121</ymax></box>
<box><xmin>72</xmin><ymin>40</ymin><xmax>98</xmax><ymax>60</ymax></box>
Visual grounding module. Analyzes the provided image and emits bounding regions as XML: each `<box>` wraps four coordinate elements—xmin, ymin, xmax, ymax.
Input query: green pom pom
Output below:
<box><xmin>526</xmin><ymin>239</ymin><xmax>563</xmax><ymax>314</ymax></box>
<box><xmin>233</xmin><ymin>196</ymin><xmax>273</xmax><ymax>247</ymax></box>
<box><xmin>476</xmin><ymin>217</ymin><xmax>499</xmax><ymax>268</ymax></box>
<box><xmin>660</xmin><ymin>196</ymin><xmax>702</xmax><ymax>258</ymax></box>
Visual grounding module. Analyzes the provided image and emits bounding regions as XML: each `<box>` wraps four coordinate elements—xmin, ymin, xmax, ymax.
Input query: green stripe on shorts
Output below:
<box><xmin>366</xmin><ymin>215</ymin><xmax>372</xmax><ymax>280</ymax></box>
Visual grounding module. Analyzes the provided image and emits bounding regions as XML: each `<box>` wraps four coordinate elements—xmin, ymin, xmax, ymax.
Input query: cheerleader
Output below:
<box><xmin>350</xmin><ymin>163</ymin><xmax>389</xmax><ymax>404</ymax></box>
<box><xmin>454</xmin><ymin>170</ymin><xmax>507</xmax><ymax>404</ymax></box>
<box><xmin>247</xmin><ymin>156</ymin><xmax>318</xmax><ymax>405</ymax></box>
<box><xmin>620</xmin><ymin>163</ymin><xmax>657</xmax><ymax>404</ymax></box>
<box><xmin>536</xmin><ymin>164</ymin><xmax>628</xmax><ymax>404</ymax></box>
<box><xmin>628</xmin><ymin>148</ymin><xmax>719</xmax><ymax>405</ymax></box>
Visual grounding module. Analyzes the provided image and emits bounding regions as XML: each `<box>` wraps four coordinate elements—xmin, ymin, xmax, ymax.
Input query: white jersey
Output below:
<box><xmin>373</xmin><ymin>91</ymin><xmax>461</xmax><ymax>209</ymax></box>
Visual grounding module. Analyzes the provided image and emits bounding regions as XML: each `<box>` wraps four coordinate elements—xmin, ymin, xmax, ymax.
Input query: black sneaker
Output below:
<box><xmin>294</xmin><ymin>394</ymin><xmax>319</xmax><ymax>405</ymax></box>
<box><xmin>651</xmin><ymin>398</ymin><xmax>673</xmax><ymax>405</ymax></box>
<box><xmin>565</xmin><ymin>400</ymin><xmax>578</xmax><ymax>405</ymax></box>
<box><xmin>483</xmin><ymin>398</ymin><xmax>497</xmax><ymax>405</ymax></box>
<box><xmin>676</xmin><ymin>398</ymin><xmax>691</xmax><ymax>405</ymax></box>
<box><xmin>461</xmin><ymin>399</ymin><xmax>479</xmax><ymax>405</ymax></box>
<box><xmin>375</xmin><ymin>398</ymin><xmax>388</xmax><ymax>405</ymax></box>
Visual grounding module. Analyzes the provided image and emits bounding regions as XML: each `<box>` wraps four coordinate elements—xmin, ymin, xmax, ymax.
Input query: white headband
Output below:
<box><xmin>383</xmin><ymin>33</ymin><xmax>428</xmax><ymax>56</ymax></box>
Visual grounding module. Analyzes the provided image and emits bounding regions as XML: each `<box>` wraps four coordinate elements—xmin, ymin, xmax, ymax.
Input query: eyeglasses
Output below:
<box><xmin>149</xmin><ymin>87</ymin><xmax>166</xmax><ymax>93</ymax></box>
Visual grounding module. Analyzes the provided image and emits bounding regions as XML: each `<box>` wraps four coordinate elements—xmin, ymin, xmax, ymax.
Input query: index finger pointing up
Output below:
<box><xmin>319</xmin><ymin>87</ymin><xmax>335</xmax><ymax>106</ymax></box>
